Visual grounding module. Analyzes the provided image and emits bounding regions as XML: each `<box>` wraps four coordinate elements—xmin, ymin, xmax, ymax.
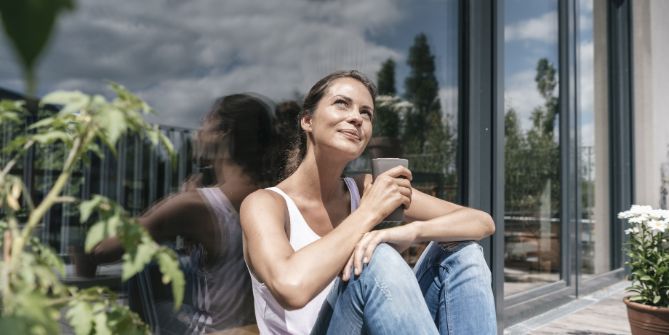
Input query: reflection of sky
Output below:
<box><xmin>0</xmin><ymin>0</ymin><xmax>459</xmax><ymax>129</ymax></box>
<box><xmin>504</xmin><ymin>0</ymin><xmax>559</xmax><ymax>132</ymax></box>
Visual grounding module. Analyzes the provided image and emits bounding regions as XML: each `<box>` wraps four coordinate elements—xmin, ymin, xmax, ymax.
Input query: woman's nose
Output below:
<box><xmin>347</xmin><ymin>108</ymin><xmax>363</xmax><ymax>126</ymax></box>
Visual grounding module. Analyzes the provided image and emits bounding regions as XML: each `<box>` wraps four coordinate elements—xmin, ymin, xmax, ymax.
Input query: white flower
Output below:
<box><xmin>618</xmin><ymin>205</ymin><xmax>653</xmax><ymax>219</ymax></box>
<box><xmin>646</xmin><ymin>219</ymin><xmax>669</xmax><ymax>233</ymax></box>
<box><xmin>629</xmin><ymin>216</ymin><xmax>647</xmax><ymax>224</ymax></box>
<box><xmin>625</xmin><ymin>227</ymin><xmax>640</xmax><ymax>235</ymax></box>
<box><xmin>650</xmin><ymin>209</ymin><xmax>669</xmax><ymax>222</ymax></box>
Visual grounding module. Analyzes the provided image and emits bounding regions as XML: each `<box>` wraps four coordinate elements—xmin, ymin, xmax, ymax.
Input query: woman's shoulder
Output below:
<box><xmin>240</xmin><ymin>188</ymin><xmax>288</xmax><ymax>215</ymax></box>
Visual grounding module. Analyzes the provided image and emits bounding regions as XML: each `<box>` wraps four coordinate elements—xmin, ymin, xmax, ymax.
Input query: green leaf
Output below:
<box><xmin>94</xmin><ymin>312</ymin><xmax>111</xmax><ymax>335</ymax></box>
<box><xmin>0</xmin><ymin>317</ymin><xmax>31</xmax><ymax>335</ymax></box>
<box><xmin>79</xmin><ymin>195</ymin><xmax>104</xmax><ymax>222</ymax></box>
<box><xmin>32</xmin><ymin>242</ymin><xmax>65</xmax><ymax>276</ymax></box>
<box><xmin>0</xmin><ymin>0</ymin><xmax>75</xmax><ymax>87</ymax></box>
<box><xmin>84</xmin><ymin>215</ymin><xmax>121</xmax><ymax>252</ymax></box>
<box><xmin>27</xmin><ymin>116</ymin><xmax>55</xmax><ymax>129</ymax></box>
<box><xmin>30</xmin><ymin>130</ymin><xmax>71</xmax><ymax>145</ymax></box>
<box><xmin>156</xmin><ymin>249</ymin><xmax>185</xmax><ymax>309</ymax></box>
<box><xmin>41</xmin><ymin>91</ymin><xmax>89</xmax><ymax>115</ymax></box>
<box><xmin>93</xmin><ymin>106</ymin><xmax>128</xmax><ymax>146</ymax></box>
<box><xmin>654</xmin><ymin>295</ymin><xmax>661</xmax><ymax>304</ymax></box>
<box><xmin>121</xmin><ymin>239</ymin><xmax>157</xmax><ymax>281</ymax></box>
<box><xmin>66</xmin><ymin>300</ymin><xmax>93</xmax><ymax>335</ymax></box>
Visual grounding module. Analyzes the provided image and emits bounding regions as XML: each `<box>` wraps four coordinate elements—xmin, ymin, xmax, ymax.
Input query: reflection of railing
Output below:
<box><xmin>1</xmin><ymin>115</ymin><xmax>196</xmax><ymax>257</ymax></box>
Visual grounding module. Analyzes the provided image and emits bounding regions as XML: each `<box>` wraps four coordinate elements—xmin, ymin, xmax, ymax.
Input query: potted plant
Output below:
<box><xmin>618</xmin><ymin>205</ymin><xmax>669</xmax><ymax>334</ymax></box>
<box><xmin>367</xmin><ymin>95</ymin><xmax>411</xmax><ymax>158</ymax></box>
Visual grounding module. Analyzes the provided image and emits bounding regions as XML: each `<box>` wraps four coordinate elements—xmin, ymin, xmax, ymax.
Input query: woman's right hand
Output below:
<box><xmin>357</xmin><ymin>166</ymin><xmax>413</xmax><ymax>228</ymax></box>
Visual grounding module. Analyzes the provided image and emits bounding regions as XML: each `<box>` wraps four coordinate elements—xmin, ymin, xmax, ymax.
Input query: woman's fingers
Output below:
<box><xmin>342</xmin><ymin>253</ymin><xmax>354</xmax><ymax>281</ymax></box>
<box><xmin>353</xmin><ymin>232</ymin><xmax>373</xmax><ymax>276</ymax></box>
<box><xmin>382</xmin><ymin>165</ymin><xmax>413</xmax><ymax>181</ymax></box>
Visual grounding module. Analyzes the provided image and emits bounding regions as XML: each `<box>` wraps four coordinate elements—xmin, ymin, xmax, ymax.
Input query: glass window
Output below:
<box><xmin>578</xmin><ymin>0</ymin><xmax>611</xmax><ymax>278</ymax></box>
<box><xmin>0</xmin><ymin>0</ymin><xmax>461</xmax><ymax>331</ymax></box>
<box><xmin>503</xmin><ymin>0</ymin><xmax>561</xmax><ymax>296</ymax></box>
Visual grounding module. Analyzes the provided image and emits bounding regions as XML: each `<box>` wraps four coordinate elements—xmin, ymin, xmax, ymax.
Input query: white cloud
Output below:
<box><xmin>505</xmin><ymin>11</ymin><xmax>558</xmax><ymax>44</ymax></box>
<box><xmin>504</xmin><ymin>69</ymin><xmax>547</xmax><ymax>131</ymax></box>
<box><xmin>1</xmin><ymin>0</ymin><xmax>405</xmax><ymax>128</ymax></box>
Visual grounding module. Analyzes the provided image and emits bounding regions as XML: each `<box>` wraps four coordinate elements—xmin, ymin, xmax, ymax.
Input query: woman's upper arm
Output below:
<box><xmin>240</xmin><ymin>189</ymin><xmax>295</xmax><ymax>286</ymax></box>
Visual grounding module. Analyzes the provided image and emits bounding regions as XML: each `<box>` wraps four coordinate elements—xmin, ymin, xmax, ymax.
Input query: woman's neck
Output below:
<box><xmin>290</xmin><ymin>150</ymin><xmax>348</xmax><ymax>203</ymax></box>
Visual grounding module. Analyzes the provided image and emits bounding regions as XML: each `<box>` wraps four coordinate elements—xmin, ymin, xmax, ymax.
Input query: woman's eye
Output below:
<box><xmin>361</xmin><ymin>110</ymin><xmax>373</xmax><ymax>119</ymax></box>
<box><xmin>334</xmin><ymin>100</ymin><xmax>348</xmax><ymax>108</ymax></box>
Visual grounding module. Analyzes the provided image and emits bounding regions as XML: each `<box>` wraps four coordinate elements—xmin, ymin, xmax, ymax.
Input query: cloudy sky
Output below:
<box><xmin>0</xmin><ymin>0</ymin><xmax>460</xmax><ymax>129</ymax></box>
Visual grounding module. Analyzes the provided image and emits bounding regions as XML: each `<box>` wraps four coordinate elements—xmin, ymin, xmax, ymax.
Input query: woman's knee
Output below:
<box><xmin>447</xmin><ymin>242</ymin><xmax>491</xmax><ymax>284</ymax></box>
<box><xmin>365</xmin><ymin>243</ymin><xmax>412</xmax><ymax>278</ymax></box>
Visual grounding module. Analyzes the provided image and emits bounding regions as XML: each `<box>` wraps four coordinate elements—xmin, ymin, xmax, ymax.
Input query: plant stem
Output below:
<box><xmin>0</xmin><ymin>140</ymin><xmax>35</xmax><ymax>179</ymax></box>
<box><xmin>10</xmin><ymin>130</ymin><xmax>92</xmax><ymax>267</ymax></box>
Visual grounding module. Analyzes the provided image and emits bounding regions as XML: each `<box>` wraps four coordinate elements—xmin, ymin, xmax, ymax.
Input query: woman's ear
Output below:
<box><xmin>300</xmin><ymin>114</ymin><xmax>313</xmax><ymax>133</ymax></box>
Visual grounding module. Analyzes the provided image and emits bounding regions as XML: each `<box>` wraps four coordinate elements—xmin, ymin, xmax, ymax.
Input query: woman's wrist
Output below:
<box><xmin>406</xmin><ymin>220</ymin><xmax>425</xmax><ymax>242</ymax></box>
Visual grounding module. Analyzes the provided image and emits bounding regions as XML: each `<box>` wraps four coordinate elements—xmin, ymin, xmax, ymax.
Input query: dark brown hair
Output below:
<box><xmin>193</xmin><ymin>93</ymin><xmax>281</xmax><ymax>187</ymax></box>
<box><xmin>283</xmin><ymin>70</ymin><xmax>377</xmax><ymax>176</ymax></box>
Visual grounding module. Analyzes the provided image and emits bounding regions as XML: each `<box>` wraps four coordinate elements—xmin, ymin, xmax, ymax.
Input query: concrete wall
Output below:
<box><xmin>633</xmin><ymin>0</ymin><xmax>669</xmax><ymax>209</ymax></box>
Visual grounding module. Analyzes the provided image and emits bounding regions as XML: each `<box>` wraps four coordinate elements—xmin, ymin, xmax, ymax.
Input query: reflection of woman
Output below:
<box><xmin>92</xmin><ymin>94</ymin><xmax>284</xmax><ymax>334</ymax></box>
<box><xmin>241</xmin><ymin>71</ymin><xmax>497</xmax><ymax>334</ymax></box>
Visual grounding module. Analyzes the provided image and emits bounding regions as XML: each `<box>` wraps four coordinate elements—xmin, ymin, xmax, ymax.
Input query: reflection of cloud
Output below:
<box><xmin>0</xmin><ymin>0</ymin><xmax>404</xmax><ymax>128</ymax></box>
<box><xmin>504</xmin><ymin>69</ymin><xmax>545</xmax><ymax>131</ymax></box>
<box><xmin>579</xmin><ymin>41</ymin><xmax>594</xmax><ymax>116</ymax></box>
<box><xmin>505</xmin><ymin>11</ymin><xmax>558</xmax><ymax>43</ymax></box>
<box><xmin>438</xmin><ymin>86</ymin><xmax>458</xmax><ymax>117</ymax></box>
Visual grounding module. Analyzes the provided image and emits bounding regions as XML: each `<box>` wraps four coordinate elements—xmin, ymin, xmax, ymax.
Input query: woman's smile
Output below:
<box><xmin>338</xmin><ymin>128</ymin><xmax>361</xmax><ymax>141</ymax></box>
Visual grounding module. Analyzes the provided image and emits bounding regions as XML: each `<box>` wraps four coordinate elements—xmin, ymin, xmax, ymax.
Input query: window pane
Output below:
<box><xmin>504</xmin><ymin>0</ymin><xmax>561</xmax><ymax>296</ymax></box>
<box><xmin>578</xmin><ymin>0</ymin><xmax>611</xmax><ymax>278</ymax></box>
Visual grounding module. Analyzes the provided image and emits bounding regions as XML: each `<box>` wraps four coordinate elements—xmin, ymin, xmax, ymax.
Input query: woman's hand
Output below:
<box><xmin>357</xmin><ymin>166</ymin><xmax>413</xmax><ymax>228</ymax></box>
<box><xmin>341</xmin><ymin>223</ymin><xmax>418</xmax><ymax>281</ymax></box>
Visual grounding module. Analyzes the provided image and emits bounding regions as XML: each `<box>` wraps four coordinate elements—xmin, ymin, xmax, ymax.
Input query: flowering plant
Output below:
<box><xmin>619</xmin><ymin>205</ymin><xmax>669</xmax><ymax>307</ymax></box>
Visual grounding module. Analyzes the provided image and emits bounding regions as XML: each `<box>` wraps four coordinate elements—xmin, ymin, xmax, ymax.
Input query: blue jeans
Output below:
<box><xmin>310</xmin><ymin>242</ymin><xmax>496</xmax><ymax>335</ymax></box>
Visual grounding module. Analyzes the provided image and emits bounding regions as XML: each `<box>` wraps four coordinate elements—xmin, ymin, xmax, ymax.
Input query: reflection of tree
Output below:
<box><xmin>505</xmin><ymin>58</ymin><xmax>560</xmax><ymax>216</ymax></box>
<box><xmin>402</xmin><ymin>33</ymin><xmax>456</xmax><ymax>177</ymax></box>
<box><xmin>404</xmin><ymin>33</ymin><xmax>442</xmax><ymax>154</ymax></box>
<box><xmin>377</xmin><ymin>58</ymin><xmax>397</xmax><ymax>96</ymax></box>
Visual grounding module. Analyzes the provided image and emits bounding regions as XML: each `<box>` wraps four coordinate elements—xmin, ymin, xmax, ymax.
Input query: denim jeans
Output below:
<box><xmin>310</xmin><ymin>242</ymin><xmax>496</xmax><ymax>335</ymax></box>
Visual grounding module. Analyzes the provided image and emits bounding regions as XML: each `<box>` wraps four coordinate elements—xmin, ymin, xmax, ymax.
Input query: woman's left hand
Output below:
<box><xmin>341</xmin><ymin>223</ymin><xmax>418</xmax><ymax>281</ymax></box>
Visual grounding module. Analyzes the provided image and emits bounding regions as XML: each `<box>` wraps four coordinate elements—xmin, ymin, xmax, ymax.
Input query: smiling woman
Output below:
<box><xmin>240</xmin><ymin>70</ymin><xmax>496</xmax><ymax>335</ymax></box>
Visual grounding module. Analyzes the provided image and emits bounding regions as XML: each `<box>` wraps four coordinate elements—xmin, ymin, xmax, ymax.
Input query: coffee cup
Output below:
<box><xmin>371</xmin><ymin>158</ymin><xmax>409</xmax><ymax>229</ymax></box>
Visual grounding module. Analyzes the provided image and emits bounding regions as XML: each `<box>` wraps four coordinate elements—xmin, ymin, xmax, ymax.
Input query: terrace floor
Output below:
<box><xmin>505</xmin><ymin>281</ymin><xmax>631</xmax><ymax>334</ymax></box>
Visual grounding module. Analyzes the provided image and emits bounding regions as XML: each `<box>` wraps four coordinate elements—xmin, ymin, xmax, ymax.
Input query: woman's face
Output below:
<box><xmin>303</xmin><ymin>77</ymin><xmax>374</xmax><ymax>161</ymax></box>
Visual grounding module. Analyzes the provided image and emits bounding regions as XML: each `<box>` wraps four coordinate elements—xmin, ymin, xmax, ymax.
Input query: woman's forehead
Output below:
<box><xmin>325</xmin><ymin>78</ymin><xmax>373</xmax><ymax>102</ymax></box>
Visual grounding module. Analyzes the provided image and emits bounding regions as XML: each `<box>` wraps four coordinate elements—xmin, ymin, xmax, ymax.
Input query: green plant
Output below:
<box><xmin>619</xmin><ymin>205</ymin><xmax>669</xmax><ymax>307</ymax></box>
<box><xmin>0</xmin><ymin>85</ymin><xmax>185</xmax><ymax>334</ymax></box>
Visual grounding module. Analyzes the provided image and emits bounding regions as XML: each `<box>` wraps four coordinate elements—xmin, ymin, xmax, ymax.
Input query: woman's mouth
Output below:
<box><xmin>339</xmin><ymin>129</ymin><xmax>361</xmax><ymax>141</ymax></box>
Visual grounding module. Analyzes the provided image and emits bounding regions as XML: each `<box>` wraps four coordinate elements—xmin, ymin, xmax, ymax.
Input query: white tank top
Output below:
<box><xmin>248</xmin><ymin>177</ymin><xmax>361</xmax><ymax>335</ymax></box>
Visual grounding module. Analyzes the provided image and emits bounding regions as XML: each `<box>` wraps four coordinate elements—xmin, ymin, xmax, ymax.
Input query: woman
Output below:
<box><xmin>91</xmin><ymin>93</ymin><xmax>285</xmax><ymax>334</ymax></box>
<box><xmin>241</xmin><ymin>70</ymin><xmax>497</xmax><ymax>334</ymax></box>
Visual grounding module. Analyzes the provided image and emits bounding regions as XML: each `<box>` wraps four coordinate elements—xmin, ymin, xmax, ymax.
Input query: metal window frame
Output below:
<box><xmin>461</xmin><ymin>0</ymin><xmax>633</xmax><ymax>330</ymax></box>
